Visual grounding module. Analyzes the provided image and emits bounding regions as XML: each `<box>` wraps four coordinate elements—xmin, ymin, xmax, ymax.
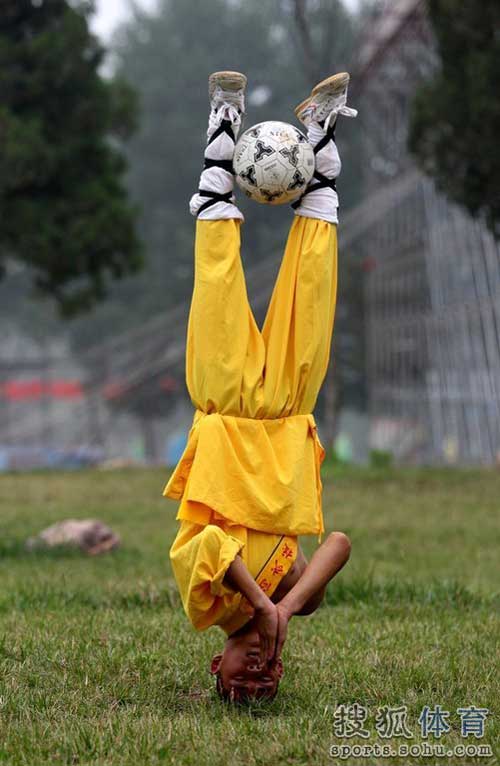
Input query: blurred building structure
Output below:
<box><xmin>343</xmin><ymin>0</ymin><xmax>500</xmax><ymax>464</ymax></box>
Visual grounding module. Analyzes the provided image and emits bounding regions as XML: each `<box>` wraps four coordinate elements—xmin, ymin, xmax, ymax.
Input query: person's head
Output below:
<box><xmin>210</xmin><ymin>625</ymin><xmax>283</xmax><ymax>703</ymax></box>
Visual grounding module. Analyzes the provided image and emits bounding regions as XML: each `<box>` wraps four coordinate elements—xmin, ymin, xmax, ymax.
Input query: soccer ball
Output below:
<box><xmin>233</xmin><ymin>121</ymin><xmax>314</xmax><ymax>205</ymax></box>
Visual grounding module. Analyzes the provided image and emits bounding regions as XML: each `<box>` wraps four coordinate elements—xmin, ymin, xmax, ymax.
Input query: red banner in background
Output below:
<box><xmin>46</xmin><ymin>381</ymin><xmax>83</xmax><ymax>398</ymax></box>
<box><xmin>1</xmin><ymin>377</ymin><xmax>180</xmax><ymax>401</ymax></box>
<box><xmin>0</xmin><ymin>380</ymin><xmax>83</xmax><ymax>401</ymax></box>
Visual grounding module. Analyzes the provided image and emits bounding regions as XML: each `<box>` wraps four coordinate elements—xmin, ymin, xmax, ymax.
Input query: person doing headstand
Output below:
<box><xmin>164</xmin><ymin>70</ymin><xmax>357</xmax><ymax>703</ymax></box>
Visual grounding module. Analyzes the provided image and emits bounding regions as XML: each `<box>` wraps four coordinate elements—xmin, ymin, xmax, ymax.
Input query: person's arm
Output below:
<box><xmin>275</xmin><ymin>532</ymin><xmax>351</xmax><ymax>658</ymax></box>
<box><xmin>224</xmin><ymin>555</ymin><xmax>278</xmax><ymax>664</ymax></box>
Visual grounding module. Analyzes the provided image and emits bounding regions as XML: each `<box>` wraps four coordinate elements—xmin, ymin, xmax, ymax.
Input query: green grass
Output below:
<box><xmin>0</xmin><ymin>466</ymin><xmax>499</xmax><ymax>765</ymax></box>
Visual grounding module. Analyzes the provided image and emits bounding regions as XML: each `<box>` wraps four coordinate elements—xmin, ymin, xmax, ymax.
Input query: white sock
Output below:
<box><xmin>190</xmin><ymin>107</ymin><xmax>244</xmax><ymax>221</ymax></box>
<box><xmin>293</xmin><ymin>120</ymin><xmax>341</xmax><ymax>224</ymax></box>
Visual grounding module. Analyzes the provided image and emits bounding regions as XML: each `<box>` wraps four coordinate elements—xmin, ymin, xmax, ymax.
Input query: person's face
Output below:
<box><xmin>211</xmin><ymin>628</ymin><xmax>283</xmax><ymax>702</ymax></box>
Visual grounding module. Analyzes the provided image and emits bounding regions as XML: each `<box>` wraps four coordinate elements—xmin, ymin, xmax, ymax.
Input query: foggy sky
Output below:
<box><xmin>92</xmin><ymin>0</ymin><xmax>360</xmax><ymax>39</ymax></box>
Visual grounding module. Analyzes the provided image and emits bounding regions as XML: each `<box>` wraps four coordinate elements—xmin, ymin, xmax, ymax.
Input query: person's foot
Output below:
<box><xmin>189</xmin><ymin>72</ymin><xmax>247</xmax><ymax>221</ymax></box>
<box><xmin>295</xmin><ymin>72</ymin><xmax>357</xmax><ymax>130</ymax></box>
<box><xmin>208</xmin><ymin>70</ymin><xmax>247</xmax><ymax>137</ymax></box>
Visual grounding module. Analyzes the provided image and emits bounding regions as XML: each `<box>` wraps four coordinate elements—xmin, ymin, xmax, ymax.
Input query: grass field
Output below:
<box><xmin>0</xmin><ymin>465</ymin><xmax>498</xmax><ymax>765</ymax></box>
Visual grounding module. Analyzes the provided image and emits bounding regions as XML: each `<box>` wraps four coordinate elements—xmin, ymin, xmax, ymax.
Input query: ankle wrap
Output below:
<box><xmin>203</xmin><ymin>157</ymin><xmax>234</xmax><ymax>174</ymax></box>
<box><xmin>208</xmin><ymin>118</ymin><xmax>236</xmax><ymax>146</ymax></box>
<box><xmin>292</xmin><ymin>123</ymin><xmax>337</xmax><ymax>210</ymax></box>
<box><xmin>196</xmin><ymin>189</ymin><xmax>233</xmax><ymax>217</ymax></box>
<box><xmin>190</xmin><ymin>113</ymin><xmax>243</xmax><ymax>221</ymax></box>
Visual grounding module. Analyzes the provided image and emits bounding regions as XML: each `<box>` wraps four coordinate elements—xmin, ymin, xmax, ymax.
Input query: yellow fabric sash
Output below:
<box><xmin>218</xmin><ymin>535</ymin><xmax>298</xmax><ymax>636</ymax></box>
<box><xmin>163</xmin><ymin>410</ymin><xmax>325</xmax><ymax>538</ymax></box>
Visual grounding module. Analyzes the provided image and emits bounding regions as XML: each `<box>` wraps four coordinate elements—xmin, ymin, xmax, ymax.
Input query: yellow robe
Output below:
<box><xmin>165</xmin><ymin>216</ymin><xmax>337</xmax><ymax>634</ymax></box>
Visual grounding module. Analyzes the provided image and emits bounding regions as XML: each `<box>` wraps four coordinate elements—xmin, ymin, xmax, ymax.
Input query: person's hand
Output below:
<box><xmin>275</xmin><ymin>602</ymin><xmax>291</xmax><ymax>661</ymax></box>
<box><xmin>253</xmin><ymin>599</ymin><xmax>279</xmax><ymax>664</ymax></box>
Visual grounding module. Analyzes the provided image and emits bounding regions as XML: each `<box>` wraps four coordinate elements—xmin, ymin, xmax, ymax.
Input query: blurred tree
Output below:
<box><xmin>288</xmin><ymin>0</ymin><xmax>355</xmax><ymax>87</ymax></box>
<box><xmin>409</xmin><ymin>0</ymin><xmax>500</xmax><ymax>238</ymax></box>
<box><xmin>0</xmin><ymin>0</ymin><xmax>142</xmax><ymax>316</ymax></box>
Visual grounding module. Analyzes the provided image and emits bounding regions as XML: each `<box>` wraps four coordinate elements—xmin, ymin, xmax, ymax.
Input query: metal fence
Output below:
<box><xmin>349</xmin><ymin>0</ymin><xmax>500</xmax><ymax>464</ymax></box>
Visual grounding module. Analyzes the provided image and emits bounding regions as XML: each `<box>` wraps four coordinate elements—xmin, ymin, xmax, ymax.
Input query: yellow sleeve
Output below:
<box><xmin>169</xmin><ymin>521</ymin><xmax>244</xmax><ymax>631</ymax></box>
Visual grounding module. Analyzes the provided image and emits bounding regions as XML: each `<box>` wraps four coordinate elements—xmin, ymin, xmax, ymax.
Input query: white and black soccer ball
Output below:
<box><xmin>234</xmin><ymin>121</ymin><xmax>314</xmax><ymax>205</ymax></box>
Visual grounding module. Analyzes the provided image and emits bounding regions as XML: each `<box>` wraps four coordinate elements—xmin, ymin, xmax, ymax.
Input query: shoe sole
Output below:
<box><xmin>294</xmin><ymin>72</ymin><xmax>350</xmax><ymax>123</ymax></box>
<box><xmin>294</xmin><ymin>97</ymin><xmax>311</xmax><ymax>121</ymax></box>
<box><xmin>209</xmin><ymin>70</ymin><xmax>247</xmax><ymax>100</ymax></box>
<box><xmin>311</xmin><ymin>72</ymin><xmax>350</xmax><ymax>99</ymax></box>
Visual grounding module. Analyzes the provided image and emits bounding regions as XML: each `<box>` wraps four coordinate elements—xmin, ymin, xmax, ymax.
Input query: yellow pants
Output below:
<box><xmin>166</xmin><ymin>215</ymin><xmax>337</xmax><ymax>632</ymax></box>
<box><xmin>186</xmin><ymin>216</ymin><xmax>337</xmax><ymax>418</ymax></box>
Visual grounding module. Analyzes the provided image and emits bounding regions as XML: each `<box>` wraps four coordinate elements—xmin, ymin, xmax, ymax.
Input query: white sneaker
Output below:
<box><xmin>208</xmin><ymin>70</ymin><xmax>247</xmax><ymax>138</ymax></box>
<box><xmin>295</xmin><ymin>72</ymin><xmax>357</xmax><ymax>131</ymax></box>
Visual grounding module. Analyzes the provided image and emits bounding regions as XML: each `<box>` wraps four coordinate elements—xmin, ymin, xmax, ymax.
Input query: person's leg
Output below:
<box><xmin>189</xmin><ymin>71</ymin><xmax>246</xmax><ymax>222</ymax></box>
<box><xmin>292</xmin><ymin>72</ymin><xmax>357</xmax><ymax>223</ymax></box>
<box><xmin>261</xmin><ymin>216</ymin><xmax>337</xmax><ymax>415</ymax></box>
<box><xmin>261</xmin><ymin>74</ymin><xmax>357</xmax><ymax>416</ymax></box>
<box><xmin>186</xmin><ymin>72</ymin><xmax>265</xmax><ymax>415</ymax></box>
